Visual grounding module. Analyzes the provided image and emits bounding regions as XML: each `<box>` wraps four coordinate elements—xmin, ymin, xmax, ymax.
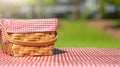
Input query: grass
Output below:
<box><xmin>55</xmin><ymin>19</ymin><xmax>120</xmax><ymax>48</ymax></box>
<box><xmin>0</xmin><ymin>19</ymin><xmax>120</xmax><ymax>48</ymax></box>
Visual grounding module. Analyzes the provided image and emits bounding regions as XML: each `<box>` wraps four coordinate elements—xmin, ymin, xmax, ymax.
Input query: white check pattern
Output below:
<box><xmin>0</xmin><ymin>48</ymin><xmax>120</xmax><ymax>67</ymax></box>
<box><xmin>2</xmin><ymin>19</ymin><xmax>58</xmax><ymax>33</ymax></box>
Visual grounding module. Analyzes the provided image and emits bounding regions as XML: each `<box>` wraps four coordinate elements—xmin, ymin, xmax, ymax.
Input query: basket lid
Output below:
<box><xmin>3</xmin><ymin>19</ymin><xmax>58</xmax><ymax>33</ymax></box>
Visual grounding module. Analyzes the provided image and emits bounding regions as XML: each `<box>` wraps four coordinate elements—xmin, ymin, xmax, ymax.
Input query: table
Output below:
<box><xmin>0</xmin><ymin>48</ymin><xmax>120</xmax><ymax>67</ymax></box>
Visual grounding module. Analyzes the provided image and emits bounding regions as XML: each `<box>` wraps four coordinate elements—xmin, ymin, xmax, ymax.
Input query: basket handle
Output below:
<box><xmin>1</xmin><ymin>21</ymin><xmax>57</xmax><ymax>47</ymax></box>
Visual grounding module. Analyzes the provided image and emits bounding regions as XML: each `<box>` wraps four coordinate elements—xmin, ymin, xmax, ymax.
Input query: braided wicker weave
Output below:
<box><xmin>1</xmin><ymin>20</ymin><xmax>57</xmax><ymax>56</ymax></box>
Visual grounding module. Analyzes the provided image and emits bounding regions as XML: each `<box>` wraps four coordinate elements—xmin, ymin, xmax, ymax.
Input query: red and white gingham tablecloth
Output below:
<box><xmin>0</xmin><ymin>19</ymin><xmax>58</xmax><ymax>33</ymax></box>
<box><xmin>0</xmin><ymin>48</ymin><xmax>120</xmax><ymax>67</ymax></box>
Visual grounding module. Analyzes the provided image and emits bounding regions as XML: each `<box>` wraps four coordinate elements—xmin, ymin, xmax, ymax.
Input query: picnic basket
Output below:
<box><xmin>0</xmin><ymin>19</ymin><xmax>58</xmax><ymax>56</ymax></box>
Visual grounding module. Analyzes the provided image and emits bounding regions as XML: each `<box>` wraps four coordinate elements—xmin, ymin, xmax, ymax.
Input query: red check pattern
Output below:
<box><xmin>0</xmin><ymin>48</ymin><xmax>120</xmax><ymax>67</ymax></box>
<box><xmin>1</xmin><ymin>19</ymin><xmax>58</xmax><ymax>33</ymax></box>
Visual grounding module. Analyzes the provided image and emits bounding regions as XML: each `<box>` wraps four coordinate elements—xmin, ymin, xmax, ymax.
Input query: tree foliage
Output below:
<box><xmin>43</xmin><ymin>0</ymin><xmax>55</xmax><ymax>5</ymax></box>
<box><xmin>105</xmin><ymin>0</ymin><xmax>120</xmax><ymax>5</ymax></box>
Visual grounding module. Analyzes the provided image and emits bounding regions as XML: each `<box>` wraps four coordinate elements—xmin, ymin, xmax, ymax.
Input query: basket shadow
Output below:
<box><xmin>53</xmin><ymin>48</ymin><xmax>67</xmax><ymax>55</ymax></box>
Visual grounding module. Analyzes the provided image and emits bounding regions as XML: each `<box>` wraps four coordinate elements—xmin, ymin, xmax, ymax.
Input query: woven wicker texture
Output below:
<box><xmin>9</xmin><ymin>32</ymin><xmax>56</xmax><ymax>42</ymax></box>
<box><xmin>2</xmin><ymin>32</ymin><xmax>56</xmax><ymax>56</ymax></box>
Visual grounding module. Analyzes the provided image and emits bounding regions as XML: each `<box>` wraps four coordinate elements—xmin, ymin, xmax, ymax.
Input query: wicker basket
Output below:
<box><xmin>1</xmin><ymin>19</ymin><xmax>58</xmax><ymax>56</ymax></box>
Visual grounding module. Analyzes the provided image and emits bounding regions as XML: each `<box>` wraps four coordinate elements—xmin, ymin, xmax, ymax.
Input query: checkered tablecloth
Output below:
<box><xmin>0</xmin><ymin>48</ymin><xmax>120</xmax><ymax>67</ymax></box>
<box><xmin>0</xmin><ymin>19</ymin><xmax>58</xmax><ymax>33</ymax></box>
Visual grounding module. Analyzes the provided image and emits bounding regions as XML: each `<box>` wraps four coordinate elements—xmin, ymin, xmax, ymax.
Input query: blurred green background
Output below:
<box><xmin>0</xmin><ymin>0</ymin><xmax>120</xmax><ymax>48</ymax></box>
